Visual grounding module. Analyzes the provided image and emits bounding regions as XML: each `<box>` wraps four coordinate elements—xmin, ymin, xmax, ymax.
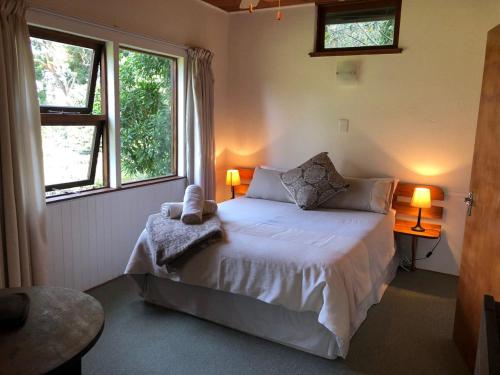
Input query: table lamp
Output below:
<box><xmin>410</xmin><ymin>187</ymin><xmax>432</xmax><ymax>232</ymax></box>
<box><xmin>226</xmin><ymin>169</ymin><xmax>241</xmax><ymax>199</ymax></box>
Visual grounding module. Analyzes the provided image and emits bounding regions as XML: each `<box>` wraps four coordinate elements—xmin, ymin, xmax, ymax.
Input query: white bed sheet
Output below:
<box><xmin>125</xmin><ymin>197</ymin><xmax>396</xmax><ymax>357</ymax></box>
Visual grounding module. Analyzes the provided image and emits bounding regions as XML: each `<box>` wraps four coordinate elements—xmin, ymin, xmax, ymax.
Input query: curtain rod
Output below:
<box><xmin>28</xmin><ymin>6</ymin><xmax>189</xmax><ymax>51</ymax></box>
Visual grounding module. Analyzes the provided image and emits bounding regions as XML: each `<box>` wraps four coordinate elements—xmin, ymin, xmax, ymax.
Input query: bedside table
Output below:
<box><xmin>394</xmin><ymin>219</ymin><xmax>442</xmax><ymax>271</ymax></box>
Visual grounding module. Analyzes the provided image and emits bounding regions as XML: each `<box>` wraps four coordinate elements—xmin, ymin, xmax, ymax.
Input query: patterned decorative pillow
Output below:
<box><xmin>281</xmin><ymin>152</ymin><xmax>348</xmax><ymax>210</ymax></box>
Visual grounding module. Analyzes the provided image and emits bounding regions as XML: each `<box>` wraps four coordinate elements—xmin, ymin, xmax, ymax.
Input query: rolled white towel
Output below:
<box><xmin>161</xmin><ymin>202</ymin><xmax>183</xmax><ymax>219</ymax></box>
<box><xmin>161</xmin><ymin>200</ymin><xmax>218</xmax><ymax>219</ymax></box>
<box><xmin>181</xmin><ymin>185</ymin><xmax>204</xmax><ymax>224</ymax></box>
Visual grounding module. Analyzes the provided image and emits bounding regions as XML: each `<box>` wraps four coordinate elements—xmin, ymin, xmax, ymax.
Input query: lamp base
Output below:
<box><xmin>411</xmin><ymin>224</ymin><xmax>425</xmax><ymax>232</ymax></box>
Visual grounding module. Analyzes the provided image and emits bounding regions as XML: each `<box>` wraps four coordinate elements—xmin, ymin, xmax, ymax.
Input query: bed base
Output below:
<box><xmin>129</xmin><ymin>257</ymin><xmax>398</xmax><ymax>360</ymax></box>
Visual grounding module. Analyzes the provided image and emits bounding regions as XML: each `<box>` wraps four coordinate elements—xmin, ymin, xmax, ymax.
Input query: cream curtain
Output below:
<box><xmin>0</xmin><ymin>0</ymin><xmax>48</xmax><ymax>288</ymax></box>
<box><xmin>185</xmin><ymin>48</ymin><xmax>216</xmax><ymax>200</ymax></box>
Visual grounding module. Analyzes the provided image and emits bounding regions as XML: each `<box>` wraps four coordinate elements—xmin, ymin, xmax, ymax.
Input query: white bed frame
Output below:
<box><xmin>129</xmin><ymin>255</ymin><xmax>398</xmax><ymax>359</ymax></box>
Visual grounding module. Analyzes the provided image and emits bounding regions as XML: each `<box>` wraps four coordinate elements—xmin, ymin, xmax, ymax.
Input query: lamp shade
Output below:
<box><xmin>226</xmin><ymin>169</ymin><xmax>241</xmax><ymax>186</ymax></box>
<box><xmin>410</xmin><ymin>187</ymin><xmax>432</xmax><ymax>209</ymax></box>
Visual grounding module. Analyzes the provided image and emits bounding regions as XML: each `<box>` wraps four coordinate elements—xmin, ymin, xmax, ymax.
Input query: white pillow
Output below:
<box><xmin>246</xmin><ymin>167</ymin><xmax>294</xmax><ymax>203</ymax></box>
<box><xmin>260</xmin><ymin>165</ymin><xmax>288</xmax><ymax>173</ymax></box>
<box><xmin>321</xmin><ymin>177</ymin><xmax>398</xmax><ymax>214</ymax></box>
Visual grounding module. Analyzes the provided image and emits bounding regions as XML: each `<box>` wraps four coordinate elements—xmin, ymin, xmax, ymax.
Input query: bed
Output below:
<box><xmin>125</xmin><ymin>196</ymin><xmax>398</xmax><ymax>359</ymax></box>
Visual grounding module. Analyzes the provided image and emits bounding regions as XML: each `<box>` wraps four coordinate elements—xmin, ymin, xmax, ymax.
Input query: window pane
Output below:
<box><xmin>119</xmin><ymin>49</ymin><xmax>175</xmax><ymax>183</ymax></box>
<box><xmin>42</xmin><ymin>125</ymin><xmax>101</xmax><ymax>188</ymax></box>
<box><xmin>325</xmin><ymin>7</ymin><xmax>396</xmax><ymax>49</ymax></box>
<box><xmin>92</xmin><ymin>66</ymin><xmax>103</xmax><ymax>115</ymax></box>
<box><xmin>31</xmin><ymin>37</ymin><xmax>95</xmax><ymax>108</ymax></box>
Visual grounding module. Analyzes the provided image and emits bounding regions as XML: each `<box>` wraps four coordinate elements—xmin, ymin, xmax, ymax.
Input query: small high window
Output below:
<box><xmin>311</xmin><ymin>0</ymin><xmax>402</xmax><ymax>57</ymax></box>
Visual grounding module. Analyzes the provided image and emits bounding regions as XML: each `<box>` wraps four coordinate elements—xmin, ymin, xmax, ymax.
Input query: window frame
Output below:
<box><xmin>118</xmin><ymin>46</ymin><xmax>179</xmax><ymax>185</ymax></box>
<box><xmin>311</xmin><ymin>0</ymin><xmax>403</xmax><ymax>57</ymax></box>
<box><xmin>29</xmin><ymin>26</ymin><xmax>104</xmax><ymax>114</ymax></box>
<box><xmin>30</xmin><ymin>26</ymin><xmax>109</xmax><ymax>193</ymax></box>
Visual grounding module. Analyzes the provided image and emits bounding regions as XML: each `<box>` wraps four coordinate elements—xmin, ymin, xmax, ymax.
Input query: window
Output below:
<box><xmin>311</xmin><ymin>0</ymin><xmax>402</xmax><ymax>57</ymax></box>
<box><xmin>119</xmin><ymin>48</ymin><xmax>177</xmax><ymax>184</ymax></box>
<box><xmin>30</xmin><ymin>27</ymin><xmax>107</xmax><ymax>196</ymax></box>
<box><xmin>30</xmin><ymin>26</ymin><xmax>180</xmax><ymax>199</ymax></box>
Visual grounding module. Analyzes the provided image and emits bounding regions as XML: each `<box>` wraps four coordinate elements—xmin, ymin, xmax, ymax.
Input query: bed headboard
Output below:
<box><xmin>234</xmin><ymin>167</ymin><xmax>255</xmax><ymax>196</ymax></box>
<box><xmin>392</xmin><ymin>182</ymin><xmax>445</xmax><ymax>220</ymax></box>
<box><xmin>233</xmin><ymin>170</ymin><xmax>445</xmax><ymax>222</ymax></box>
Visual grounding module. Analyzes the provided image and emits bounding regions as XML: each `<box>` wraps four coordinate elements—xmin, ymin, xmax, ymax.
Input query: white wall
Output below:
<box><xmin>29</xmin><ymin>0</ymin><xmax>500</xmax><ymax>278</ymax></box>
<box><xmin>46</xmin><ymin>179</ymin><xmax>186</xmax><ymax>290</ymax></box>
<box><xmin>224</xmin><ymin>1</ymin><xmax>500</xmax><ymax>275</ymax></box>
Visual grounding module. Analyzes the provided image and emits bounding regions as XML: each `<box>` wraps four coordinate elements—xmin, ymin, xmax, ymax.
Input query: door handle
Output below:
<box><xmin>464</xmin><ymin>192</ymin><xmax>474</xmax><ymax>216</ymax></box>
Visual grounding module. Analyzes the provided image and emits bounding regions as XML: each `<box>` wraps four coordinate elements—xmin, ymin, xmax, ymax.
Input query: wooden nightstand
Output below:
<box><xmin>233</xmin><ymin>167</ymin><xmax>253</xmax><ymax>198</ymax></box>
<box><xmin>392</xmin><ymin>182</ymin><xmax>445</xmax><ymax>271</ymax></box>
<box><xmin>394</xmin><ymin>219</ymin><xmax>442</xmax><ymax>271</ymax></box>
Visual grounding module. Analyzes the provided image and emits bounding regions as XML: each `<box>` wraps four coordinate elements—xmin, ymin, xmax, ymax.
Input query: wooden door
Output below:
<box><xmin>454</xmin><ymin>24</ymin><xmax>500</xmax><ymax>370</ymax></box>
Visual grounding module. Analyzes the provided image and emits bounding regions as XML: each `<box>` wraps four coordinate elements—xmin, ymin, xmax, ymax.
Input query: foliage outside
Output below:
<box><xmin>31</xmin><ymin>37</ymin><xmax>103</xmax><ymax>195</ymax></box>
<box><xmin>30</xmin><ymin>37</ymin><xmax>175</xmax><ymax>195</ymax></box>
<box><xmin>119</xmin><ymin>49</ymin><xmax>174</xmax><ymax>183</ymax></box>
<box><xmin>325</xmin><ymin>19</ymin><xmax>395</xmax><ymax>49</ymax></box>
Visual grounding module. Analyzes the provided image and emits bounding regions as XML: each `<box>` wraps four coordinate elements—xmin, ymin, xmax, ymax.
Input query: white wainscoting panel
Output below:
<box><xmin>46</xmin><ymin>178</ymin><xmax>187</xmax><ymax>291</ymax></box>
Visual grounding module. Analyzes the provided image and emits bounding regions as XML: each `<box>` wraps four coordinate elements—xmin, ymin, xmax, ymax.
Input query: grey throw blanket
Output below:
<box><xmin>146</xmin><ymin>213</ymin><xmax>223</xmax><ymax>268</ymax></box>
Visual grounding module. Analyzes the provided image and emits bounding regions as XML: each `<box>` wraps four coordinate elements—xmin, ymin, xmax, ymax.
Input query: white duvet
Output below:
<box><xmin>125</xmin><ymin>197</ymin><xmax>397</xmax><ymax>357</ymax></box>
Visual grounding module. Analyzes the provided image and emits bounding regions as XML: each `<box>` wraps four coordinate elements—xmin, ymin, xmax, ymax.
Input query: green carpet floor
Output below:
<box><xmin>85</xmin><ymin>270</ymin><xmax>469</xmax><ymax>375</ymax></box>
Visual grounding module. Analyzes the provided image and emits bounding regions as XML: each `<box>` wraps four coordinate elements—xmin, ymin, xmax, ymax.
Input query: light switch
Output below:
<box><xmin>338</xmin><ymin>119</ymin><xmax>349</xmax><ymax>133</ymax></box>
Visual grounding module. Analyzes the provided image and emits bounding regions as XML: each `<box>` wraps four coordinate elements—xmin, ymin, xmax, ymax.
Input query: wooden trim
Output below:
<box><xmin>87</xmin><ymin>124</ymin><xmax>104</xmax><ymax>184</ymax></box>
<box><xmin>100</xmin><ymin>47</ymin><xmax>108</xmax><ymax>116</ymax></box>
<box><xmin>238</xmin><ymin>168</ymin><xmax>255</xmax><ymax>182</ymax></box>
<box><xmin>46</xmin><ymin>176</ymin><xmax>186</xmax><ymax>204</ymax></box>
<box><xmin>40</xmin><ymin>106</ymin><xmax>91</xmax><ymax>114</ymax></box>
<box><xmin>171</xmin><ymin>56</ymin><xmax>178</xmax><ymax>177</ymax></box>
<box><xmin>315</xmin><ymin>3</ymin><xmax>327</xmax><ymax>53</ymax></box>
<box><xmin>121</xmin><ymin>174</ymin><xmax>180</xmax><ymax>188</ymax></box>
<box><xmin>41</xmin><ymin>114</ymin><xmax>106</xmax><ymax>125</ymax></box>
<box><xmin>318</xmin><ymin>0</ymin><xmax>401</xmax><ymax>12</ymax></box>
<box><xmin>85</xmin><ymin>43</ymin><xmax>103</xmax><ymax>114</ymax></box>
<box><xmin>46</xmin><ymin>179</ymin><xmax>96</xmax><ymax>192</ymax></box>
<box><xmin>102</xmin><ymin>123</ymin><xmax>110</xmax><ymax>190</ymax></box>
<box><xmin>233</xmin><ymin>167</ymin><xmax>255</xmax><ymax>196</ymax></box>
<box><xmin>30</xmin><ymin>26</ymin><xmax>104</xmax><ymax>114</ymax></box>
<box><xmin>309</xmin><ymin>48</ymin><xmax>402</xmax><ymax>57</ymax></box>
<box><xmin>33</xmin><ymin>25</ymin><xmax>110</xmax><ymax>193</ymax></box>
<box><xmin>392</xmin><ymin>201</ymin><xmax>443</xmax><ymax>219</ymax></box>
<box><xmin>392</xmin><ymin>182</ymin><xmax>445</xmax><ymax>220</ymax></box>
<box><xmin>100</xmin><ymin>48</ymin><xmax>110</xmax><ymax>187</ymax></box>
<box><xmin>42</xmin><ymin>118</ymin><xmax>106</xmax><ymax>193</ymax></box>
<box><xmin>393</xmin><ymin>183</ymin><xmax>445</xmax><ymax>201</ymax></box>
<box><xmin>394</xmin><ymin>219</ymin><xmax>441</xmax><ymax>239</ymax></box>
<box><xmin>313</xmin><ymin>0</ymin><xmax>403</xmax><ymax>57</ymax></box>
<box><xmin>453</xmin><ymin>25</ymin><xmax>500</xmax><ymax>370</ymax></box>
<box><xmin>392</xmin><ymin>0</ymin><xmax>402</xmax><ymax>49</ymax></box>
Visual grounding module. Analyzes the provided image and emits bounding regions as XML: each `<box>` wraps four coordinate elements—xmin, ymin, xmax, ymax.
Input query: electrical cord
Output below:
<box><xmin>414</xmin><ymin>236</ymin><xmax>442</xmax><ymax>260</ymax></box>
<box><xmin>396</xmin><ymin>234</ymin><xmax>441</xmax><ymax>271</ymax></box>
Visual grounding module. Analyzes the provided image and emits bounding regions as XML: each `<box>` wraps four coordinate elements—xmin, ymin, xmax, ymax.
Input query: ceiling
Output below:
<box><xmin>201</xmin><ymin>0</ymin><xmax>319</xmax><ymax>12</ymax></box>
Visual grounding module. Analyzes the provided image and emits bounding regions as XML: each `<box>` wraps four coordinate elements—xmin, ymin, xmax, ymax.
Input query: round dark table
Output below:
<box><xmin>0</xmin><ymin>287</ymin><xmax>104</xmax><ymax>375</ymax></box>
